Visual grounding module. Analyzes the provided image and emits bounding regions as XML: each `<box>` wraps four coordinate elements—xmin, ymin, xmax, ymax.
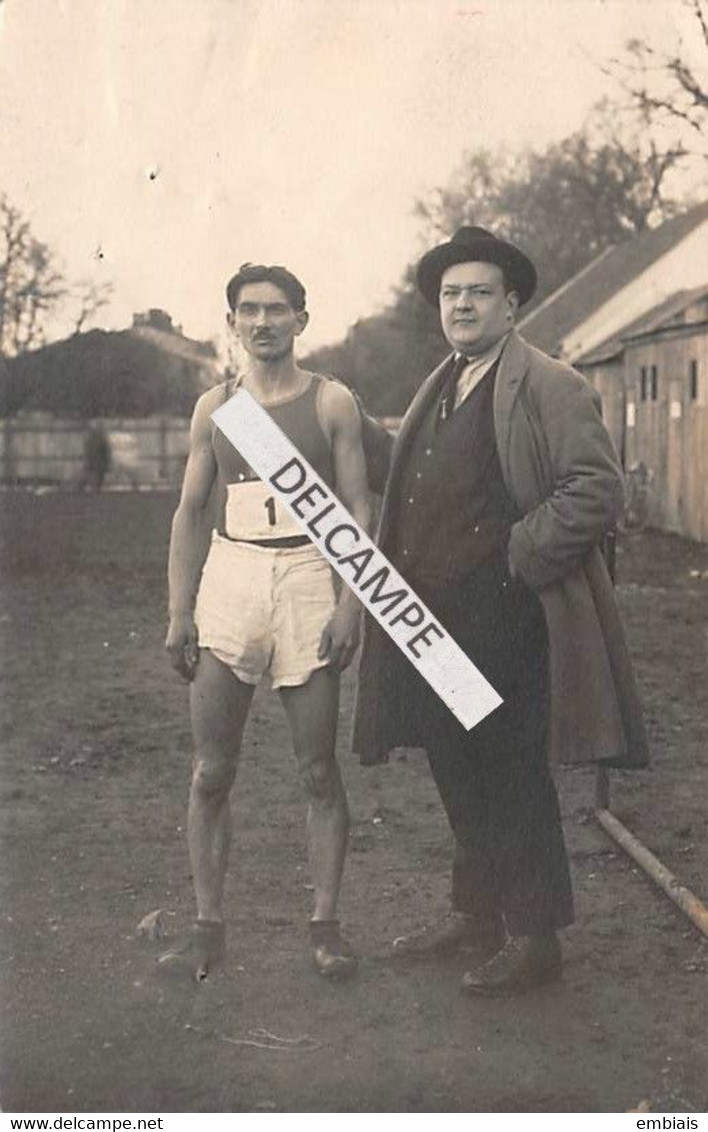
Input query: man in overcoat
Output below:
<box><xmin>353</xmin><ymin>226</ymin><xmax>648</xmax><ymax>996</ymax></box>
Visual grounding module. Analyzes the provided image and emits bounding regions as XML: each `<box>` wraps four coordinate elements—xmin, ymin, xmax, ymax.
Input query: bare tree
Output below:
<box><xmin>70</xmin><ymin>279</ymin><xmax>114</xmax><ymax>336</ymax></box>
<box><xmin>0</xmin><ymin>195</ymin><xmax>65</xmax><ymax>357</ymax></box>
<box><xmin>603</xmin><ymin>0</ymin><xmax>708</xmax><ymax>159</ymax></box>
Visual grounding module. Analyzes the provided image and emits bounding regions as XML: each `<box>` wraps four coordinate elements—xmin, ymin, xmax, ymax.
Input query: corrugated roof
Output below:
<box><xmin>577</xmin><ymin>286</ymin><xmax>708</xmax><ymax>366</ymax></box>
<box><xmin>518</xmin><ymin>201</ymin><xmax>708</xmax><ymax>356</ymax></box>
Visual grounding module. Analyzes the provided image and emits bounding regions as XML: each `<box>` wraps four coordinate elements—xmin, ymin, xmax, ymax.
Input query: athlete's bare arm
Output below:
<box><xmin>165</xmin><ymin>386</ymin><xmax>222</xmax><ymax>680</ymax></box>
<box><xmin>317</xmin><ymin>382</ymin><xmax>373</xmax><ymax>672</ymax></box>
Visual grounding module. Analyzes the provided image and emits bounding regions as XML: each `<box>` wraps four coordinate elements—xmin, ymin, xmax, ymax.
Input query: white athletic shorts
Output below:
<box><xmin>194</xmin><ymin>533</ymin><xmax>337</xmax><ymax>688</ymax></box>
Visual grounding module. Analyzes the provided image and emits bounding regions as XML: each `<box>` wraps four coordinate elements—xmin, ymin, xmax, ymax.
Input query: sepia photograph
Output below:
<box><xmin>1</xmin><ymin>0</ymin><xmax>707</xmax><ymax>1117</ymax></box>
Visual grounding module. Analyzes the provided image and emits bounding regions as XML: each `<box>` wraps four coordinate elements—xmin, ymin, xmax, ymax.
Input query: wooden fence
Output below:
<box><xmin>0</xmin><ymin>415</ymin><xmax>190</xmax><ymax>487</ymax></box>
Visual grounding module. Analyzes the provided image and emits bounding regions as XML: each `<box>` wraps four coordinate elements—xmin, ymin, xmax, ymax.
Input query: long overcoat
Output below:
<box><xmin>353</xmin><ymin>331</ymin><xmax>649</xmax><ymax>769</ymax></box>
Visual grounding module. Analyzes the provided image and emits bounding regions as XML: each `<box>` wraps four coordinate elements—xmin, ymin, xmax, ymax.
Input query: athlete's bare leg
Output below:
<box><xmin>279</xmin><ymin>667</ymin><xmax>348</xmax><ymax>922</ymax></box>
<box><xmin>188</xmin><ymin>649</ymin><xmax>255</xmax><ymax>923</ymax></box>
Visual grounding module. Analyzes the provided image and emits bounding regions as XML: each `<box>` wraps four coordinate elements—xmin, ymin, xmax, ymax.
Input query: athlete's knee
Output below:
<box><xmin>192</xmin><ymin>754</ymin><xmax>236</xmax><ymax>800</ymax></box>
<box><xmin>301</xmin><ymin>755</ymin><xmax>339</xmax><ymax>802</ymax></box>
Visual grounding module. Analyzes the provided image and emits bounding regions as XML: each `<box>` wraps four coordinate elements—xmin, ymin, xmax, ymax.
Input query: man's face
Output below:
<box><xmin>439</xmin><ymin>261</ymin><xmax>518</xmax><ymax>356</ymax></box>
<box><xmin>229</xmin><ymin>281</ymin><xmax>308</xmax><ymax>362</ymax></box>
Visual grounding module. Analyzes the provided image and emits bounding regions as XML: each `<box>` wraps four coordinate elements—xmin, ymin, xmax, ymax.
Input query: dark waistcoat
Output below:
<box><xmin>392</xmin><ymin>363</ymin><xmax>518</xmax><ymax>587</ymax></box>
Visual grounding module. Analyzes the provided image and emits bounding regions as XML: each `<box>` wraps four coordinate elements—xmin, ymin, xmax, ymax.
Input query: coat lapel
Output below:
<box><xmin>493</xmin><ymin>331</ymin><xmax>531</xmax><ymax>493</ymax></box>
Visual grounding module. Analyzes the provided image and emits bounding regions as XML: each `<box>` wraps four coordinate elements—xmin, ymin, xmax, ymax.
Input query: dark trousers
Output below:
<box><xmin>427</xmin><ymin>737</ymin><xmax>573</xmax><ymax>936</ymax></box>
<box><xmin>409</xmin><ymin>558</ymin><xmax>574</xmax><ymax>937</ymax></box>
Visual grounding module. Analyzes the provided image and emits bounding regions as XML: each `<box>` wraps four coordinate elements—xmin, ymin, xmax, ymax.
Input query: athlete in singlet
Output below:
<box><xmin>162</xmin><ymin>263</ymin><xmax>371</xmax><ymax>980</ymax></box>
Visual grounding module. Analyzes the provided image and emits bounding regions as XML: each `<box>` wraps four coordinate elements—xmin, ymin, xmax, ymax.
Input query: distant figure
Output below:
<box><xmin>82</xmin><ymin>424</ymin><xmax>111</xmax><ymax>491</ymax></box>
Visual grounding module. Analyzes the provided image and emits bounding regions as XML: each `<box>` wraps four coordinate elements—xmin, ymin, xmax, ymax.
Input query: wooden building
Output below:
<box><xmin>577</xmin><ymin>289</ymin><xmax>708</xmax><ymax>540</ymax></box>
<box><xmin>623</xmin><ymin>294</ymin><xmax>707</xmax><ymax>541</ymax></box>
<box><xmin>520</xmin><ymin>204</ymin><xmax>708</xmax><ymax>542</ymax></box>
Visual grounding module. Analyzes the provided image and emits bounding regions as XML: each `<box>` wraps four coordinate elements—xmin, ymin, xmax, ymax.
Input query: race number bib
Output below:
<box><xmin>223</xmin><ymin>481</ymin><xmax>303</xmax><ymax>539</ymax></box>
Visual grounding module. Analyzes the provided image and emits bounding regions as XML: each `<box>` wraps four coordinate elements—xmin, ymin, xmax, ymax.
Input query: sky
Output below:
<box><xmin>0</xmin><ymin>0</ymin><xmax>704</xmax><ymax>354</ymax></box>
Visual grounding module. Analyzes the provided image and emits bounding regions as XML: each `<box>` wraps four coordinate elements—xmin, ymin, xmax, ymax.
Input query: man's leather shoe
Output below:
<box><xmin>461</xmin><ymin>932</ymin><xmax>562</xmax><ymax>996</ymax></box>
<box><xmin>392</xmin><ymin>911</ymin><xmax>502</xmax><ymax>961</ymax></box>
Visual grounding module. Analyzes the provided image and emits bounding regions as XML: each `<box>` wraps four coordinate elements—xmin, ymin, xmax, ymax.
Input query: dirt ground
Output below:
<box><xmin>1</xmin><ymin>490</ymin><xmax>706</xmax><ymax>1113</ymax></box>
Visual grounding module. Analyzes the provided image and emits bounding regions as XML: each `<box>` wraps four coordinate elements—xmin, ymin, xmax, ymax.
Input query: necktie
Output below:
<box><xmin>438</xmin><ymin>355</ymin><xmax>468</xmax><ymax>427</ymax></box>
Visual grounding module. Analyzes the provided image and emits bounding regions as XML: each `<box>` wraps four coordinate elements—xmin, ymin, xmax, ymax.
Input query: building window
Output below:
<box><xmin>640</xmin><ymin>366</ymin><xmax>647</xmax><ymax>401</ymax></box>
<box><xmin>650</xmin><ymin>365</ymin><xmax>659</xmax><ymax>401</ymax></box>
<box><xmin>689</xmin><ymin>359</ymin><xmax>698</xmax><ymax>401</ymax></box>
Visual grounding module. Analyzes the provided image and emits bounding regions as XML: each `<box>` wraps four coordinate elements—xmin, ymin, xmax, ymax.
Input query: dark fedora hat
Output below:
<box><xmin>417</xmin><ymin>225</ymin><xmax>537</xmax><ymax>307</ymax></box>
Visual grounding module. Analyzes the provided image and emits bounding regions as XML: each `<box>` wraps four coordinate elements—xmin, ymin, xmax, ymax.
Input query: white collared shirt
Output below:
<box><xmin>453</xmin><ymin>333</ymin><xmax>510</xmax><ymax>411</ymax></box>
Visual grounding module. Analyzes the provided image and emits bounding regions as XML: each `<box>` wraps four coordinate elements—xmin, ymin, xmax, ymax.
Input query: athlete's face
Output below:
<box><xmin>439</xmin><ymin>261</ymin><xmax>518</xmax><ymax>356</ymax></box>
<box><xmin>229</xmin><ymin>281</ymin><xmax>308</xmax><ymax>362</ymax></box>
